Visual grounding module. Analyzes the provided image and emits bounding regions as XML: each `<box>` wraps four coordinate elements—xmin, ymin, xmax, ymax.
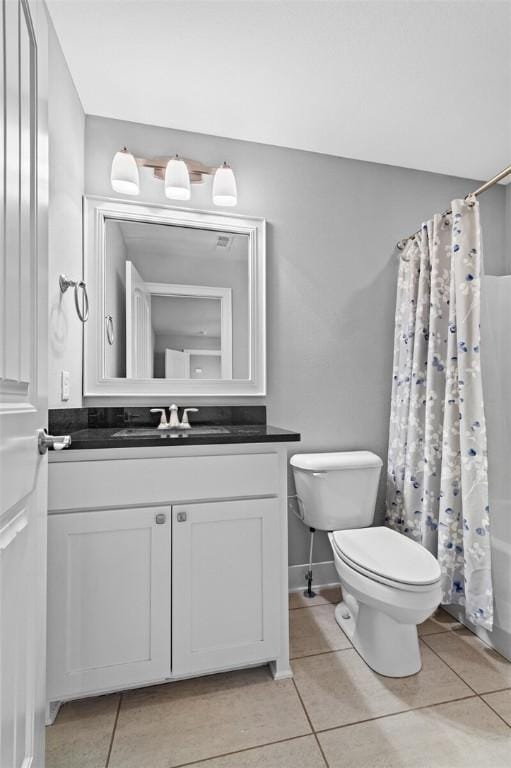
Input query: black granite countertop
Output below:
<box><xmin>60</xmin><ymin>424</ymin><xmax>300</xmax><ymax>450</ymax></box>
<box><xmin>48</xmin><ymin>406</ymin><xmax>300</xmax><ymax>450</ymax></box>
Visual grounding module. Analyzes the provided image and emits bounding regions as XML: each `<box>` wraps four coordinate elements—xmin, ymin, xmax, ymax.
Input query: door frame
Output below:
<box><xmin>145</xmin><ymin>281</ymin><xmax>233</xmax><ymax>380</ymax></box>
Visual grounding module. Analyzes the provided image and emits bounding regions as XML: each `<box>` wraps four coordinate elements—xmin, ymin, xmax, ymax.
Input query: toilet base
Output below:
<box><xmin>335</xmin><ymin>599</ymin><xmax>422</xmax><ymax>677</ymax></box>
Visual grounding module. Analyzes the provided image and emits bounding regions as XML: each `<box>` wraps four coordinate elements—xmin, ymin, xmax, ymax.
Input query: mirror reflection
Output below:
<box><xmin>104</xmin><ymin>220</ymin><xmax>249</xmax><ymax>380</ymax></box>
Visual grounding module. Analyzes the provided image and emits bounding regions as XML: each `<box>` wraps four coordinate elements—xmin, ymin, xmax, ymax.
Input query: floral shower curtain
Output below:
<box><xmin>386</xmin><ymin>196</ymin><xmax>493</xmax><ymax>630</ymax></box>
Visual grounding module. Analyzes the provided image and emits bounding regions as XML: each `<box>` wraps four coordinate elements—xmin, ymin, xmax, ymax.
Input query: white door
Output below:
<box><xmin>47</xmin><ymin>506</ymin><xmax>171</xmax><ymax>700</ymax></box>
<box><xmin>0</xmin><ymin>1</ymin><xmax>48</xmax><ymax>766</ymax></box>
<box><xmin>172</xmin><ymin>498</ymin><xmax>280</xmax><ymax>677</ymax></box>
<box><xmin>165</xmin><ymin>348</ymin><xmax>189</xmax><ymax>378</ymax></box>
<box><xmin>126</xmin><ymin>260</ymin><xmax>153</xmax><ymax>377</ymax></box>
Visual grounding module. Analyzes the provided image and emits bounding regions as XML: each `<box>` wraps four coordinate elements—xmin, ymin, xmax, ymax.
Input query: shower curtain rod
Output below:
<box><xmin>397</xmin><ymin>161</ymin><xmax>511</xmax><ymax>250</ymax></box>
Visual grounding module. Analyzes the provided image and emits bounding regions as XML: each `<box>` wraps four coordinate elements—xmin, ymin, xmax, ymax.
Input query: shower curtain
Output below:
<box><xmin>386</xmin><ymin>196</ymin><xmax>493</xmax><ymax>630</ymax></box>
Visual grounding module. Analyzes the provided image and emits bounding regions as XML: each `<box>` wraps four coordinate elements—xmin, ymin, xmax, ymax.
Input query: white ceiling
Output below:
<box><xmin>118</xmin><ymin>220</ymin><xmax>246</xmax><ymax>259</ymax></box>
<box><xmin>47</xmin><ymin>0</ymin><xmax>511</xmax><ymax>183</ymax></box>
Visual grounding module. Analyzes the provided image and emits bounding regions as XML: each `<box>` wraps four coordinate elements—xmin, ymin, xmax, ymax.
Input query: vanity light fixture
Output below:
<box><xmin>110</xmin><ymin>150</ymin><xmax>237</xmax><ymax>206</ymax></box>
<box><xmin>164</xmin><ymin>155</ymin><xmax>191</xmax><ymax>201</ymax></box>
<box><xmin>212</xmin><ymin>162</ymin><xmax>237</xmax><ymax>207</ymax></box>
<box><xmin>110</xmin><ymin>147</ymin><xmax>140</xmax><ymax>195</ymax></box>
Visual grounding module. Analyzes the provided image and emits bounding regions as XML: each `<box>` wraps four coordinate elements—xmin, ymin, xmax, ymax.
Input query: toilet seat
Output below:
<box><xmin>331</xmin><ymin>527</ymin><xmax>441</xmax><ymax>592</ymax></box>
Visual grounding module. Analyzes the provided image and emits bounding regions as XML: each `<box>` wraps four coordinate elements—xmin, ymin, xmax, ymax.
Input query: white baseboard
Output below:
<box><xmin>288</xmin><ymin>560</ymin><xmax>339</xmax><ymax>592</ymax></box>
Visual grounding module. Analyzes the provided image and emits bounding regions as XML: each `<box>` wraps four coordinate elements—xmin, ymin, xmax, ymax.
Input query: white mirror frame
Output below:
<box><xmin>83</xmin><ymin>196</ymin><xmax>266</xmax><ymax>397</ymax></box>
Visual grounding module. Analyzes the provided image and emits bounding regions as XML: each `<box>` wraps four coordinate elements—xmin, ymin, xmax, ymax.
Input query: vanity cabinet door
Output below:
<box><xmin>47</xmin><ymin>506</ymin><xmax>171</xmax><ymax>700</ymax></box>
<box><xmin>172</xmin><ymin>498</ymin><xmax>280</xmax><ymax>677</ymax></box>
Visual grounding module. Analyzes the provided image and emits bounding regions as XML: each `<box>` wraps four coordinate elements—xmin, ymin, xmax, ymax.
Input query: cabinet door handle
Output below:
<box><xmin>176</xmin><ymin>511</ymin><xmax>187</xmax><ymax>523</ymax></box>
<box><xmin>155</xmin><ymin>513</ymin><xmax>166</xmax><ymax>524</ymax></box>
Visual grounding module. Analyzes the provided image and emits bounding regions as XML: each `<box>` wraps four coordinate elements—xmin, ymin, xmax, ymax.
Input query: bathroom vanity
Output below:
<box><xmin>45</xmin><ymin>199</ymin><xmax>300</xmax><ymax>713</ymax></box>
<box><xmin>46</xmin><ymin>410</ymin><xmax>299</xmax><ymax>710</ymax></box>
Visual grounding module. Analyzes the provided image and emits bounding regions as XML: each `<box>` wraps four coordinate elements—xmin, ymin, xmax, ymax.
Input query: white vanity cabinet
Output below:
<box><xmin>172</xmin><ymin>498</ymin><xmax>280</xmax><ymax>677</ymax></box>
<box><xmin>47</xmin><ymin>444</ymin><xmax>291</xmax><ymax>705</ymax></box>
<box><xmin>47</xmin><ymin>506</ymin><xmax>171</xmax><ymax>699</ymax></box>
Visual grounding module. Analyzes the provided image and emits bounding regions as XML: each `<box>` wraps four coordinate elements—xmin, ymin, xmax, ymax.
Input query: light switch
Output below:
<box><xmin>61</xmin><ymin>370</ymin><xmax>70</xmax><ymax>401</ymax></box>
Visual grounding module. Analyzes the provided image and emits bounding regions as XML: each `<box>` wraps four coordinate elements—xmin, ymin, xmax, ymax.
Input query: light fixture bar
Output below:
<box><xmin>136</xmin><ymin>155</ymin><xmax>215</xmax><ymax>184</ymax></box>
<box><xmin>152</xmin><ymin>167</ymin><xmax>205</xmax><ymax>184</ymax></box>
<box><xmin>110</xmin><ymin>151</ymin><xmax>237</xmax><ymax>206</ymax></box>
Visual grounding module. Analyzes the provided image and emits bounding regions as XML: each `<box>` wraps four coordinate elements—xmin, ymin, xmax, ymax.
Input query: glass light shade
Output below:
<box><xmin>165</xmin><ymin>157</ymin><xmax>191</xmax><ymax>200</ymax></box>
<box><xmin>212</xmin><ymin>163</ymin><xmax>237</xmax><ymax>206</ymax></box>
<box><xmin>110</xmin><ymin>149</ymin><xmax>140</xmax><ymax>195</ymax></box>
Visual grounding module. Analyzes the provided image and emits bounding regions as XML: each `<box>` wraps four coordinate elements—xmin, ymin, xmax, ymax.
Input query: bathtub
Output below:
<box><xmin>446</xmin><ymin>276</ymin><xmax>511</xmax><ymax>660</ymax></box>
<box><xmin>446</xmin><ymin>497</ymin><xmax>511</xmax><ymax>660</ymax></box>
<box><xmin>487</xmin><ymin>498</ymin><xmax>511</xmax><ymax>657</ymax></box>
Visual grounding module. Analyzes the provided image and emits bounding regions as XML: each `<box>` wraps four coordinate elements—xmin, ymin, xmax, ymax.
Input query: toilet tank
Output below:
<box><xmin>290</xmin><ymin>452</ymin><xmax>383</xmax><ymax>531</ymax></box>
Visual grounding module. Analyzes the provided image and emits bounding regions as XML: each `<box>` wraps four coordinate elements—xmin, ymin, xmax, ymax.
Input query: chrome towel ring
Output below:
<box><xmin>59</xmin><ymin>274</ymin><xmax>89</xmax><ymax>323</ymax></box>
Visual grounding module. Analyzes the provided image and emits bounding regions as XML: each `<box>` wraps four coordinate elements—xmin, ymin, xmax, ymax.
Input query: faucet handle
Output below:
<box><xmin>150</xmin><ymin>408</ymin><xmax>168</xmax><ymax>429</ymax></box>
<box><xmin>181</xmin><ymin>408</ymin><xmax>199</xmax><ymax>429</ymax></box>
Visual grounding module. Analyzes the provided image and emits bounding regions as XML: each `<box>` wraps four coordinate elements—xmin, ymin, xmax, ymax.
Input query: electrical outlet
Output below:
<box><xmin>61</xmin><ymin>370</ymin><xmax>70</xmax><ymax>401</ymax></box>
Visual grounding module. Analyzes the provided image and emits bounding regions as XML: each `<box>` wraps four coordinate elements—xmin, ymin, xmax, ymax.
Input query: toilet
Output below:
<box><xmin>290</xmin><ymin>451</ymin><xmax>442</xmax><ymax>677</ymax></box>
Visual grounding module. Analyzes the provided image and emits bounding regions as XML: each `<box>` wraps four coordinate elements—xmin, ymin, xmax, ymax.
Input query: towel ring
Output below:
<box><xmin>59</xmin><ymin>274</ymin><xmax>89</xmax><ymax>323</ymax></box>
<box><xmin>105</xmin><ymin>314</ymin><xmax>115</xmax><ymax>345</ymax></box>
<box><xmin>74</xmin><ymin>280</ymin><xmax>89</xmax><ymax>323</ymax></box>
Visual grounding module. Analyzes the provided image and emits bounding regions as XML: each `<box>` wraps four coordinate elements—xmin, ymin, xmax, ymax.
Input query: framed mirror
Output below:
<box><xmin>84</xmin><ymin>197</ymin><xmax>266</xmax><ymax>397</ymax></box>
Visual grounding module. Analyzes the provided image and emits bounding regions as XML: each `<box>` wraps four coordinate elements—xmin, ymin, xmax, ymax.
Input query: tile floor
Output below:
<box><xmin>46</xmin><ymin>586</ymin><xmax>511</xmax><ymax>768</ymax></box>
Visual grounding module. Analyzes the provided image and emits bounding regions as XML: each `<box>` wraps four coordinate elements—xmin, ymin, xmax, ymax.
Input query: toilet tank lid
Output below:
<box><xmin>290</xmin><ymin>451</ymin><xmax>383</xmax><ymax>471</ymax></box>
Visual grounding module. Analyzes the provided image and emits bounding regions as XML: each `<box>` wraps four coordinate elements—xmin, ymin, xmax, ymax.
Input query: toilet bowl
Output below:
<box><xmin>330</xmin><ymin>527</ymin><xmax>441</xmax><ymax>676</ymax></box>
<box><xmin>291</xmin><ymin>452</ymin><xmax>442</xmax><ymax>677</ymax></box>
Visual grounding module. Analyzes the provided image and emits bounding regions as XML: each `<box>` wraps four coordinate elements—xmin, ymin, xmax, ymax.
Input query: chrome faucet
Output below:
<box><xmin>150</xmin><ymin>405</ymin><xmax>200</xmax><ymax>429</ymax></box>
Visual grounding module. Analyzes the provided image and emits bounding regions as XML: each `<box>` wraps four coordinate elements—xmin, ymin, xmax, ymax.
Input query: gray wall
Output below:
<box><xmin>82</xmin><ymin>115</ymin><xmax>507</xmax><ymax>567</ymax></box>
<box><xmin>47</xmin><ymin>20</ymin><xmax>84</xmax><ymax>409</ymax></box>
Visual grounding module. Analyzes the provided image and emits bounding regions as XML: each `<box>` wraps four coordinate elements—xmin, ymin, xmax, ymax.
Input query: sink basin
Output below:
<box><xmin>113</xmin><ymin>426</ymin><xmax>230</xmax><ymax>438</ymax></box>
